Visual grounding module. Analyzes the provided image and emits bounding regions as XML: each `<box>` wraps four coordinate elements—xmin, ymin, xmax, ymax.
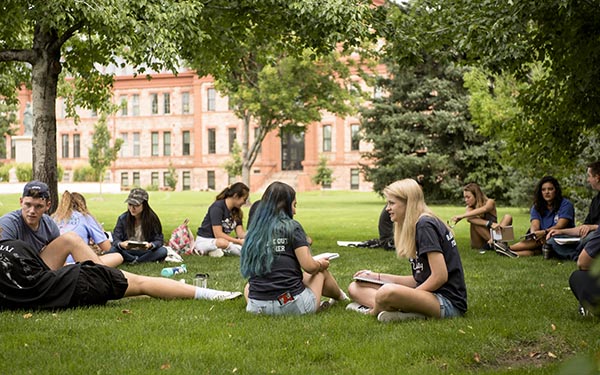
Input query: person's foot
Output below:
<box><xmin>494</xmin><ymin>241</ymin><xmax>518</xmax><ymax>258</ymax></box>
<box><xmin>345</xmin><ymin>302</ymin><xmax>371</xmax><ymax>314</ymax></box>
<box><xmin>211</xmin><ymin>291</ymin><xmax>242</xmax><ymax>301</ymax></box>
<box><xmin>208</xmin><ymin>248</ymin><xmax>224</xmax><ymax>258</ymax></box>
<box><xmin>377</xmin><ymin>310</ymin><xmax>428</xmax><ymax>323</ymax></box>
<box><xmin>579</xmin><ymin>304</ymin><xmax>595</xmax><ymax>317</ymax></box>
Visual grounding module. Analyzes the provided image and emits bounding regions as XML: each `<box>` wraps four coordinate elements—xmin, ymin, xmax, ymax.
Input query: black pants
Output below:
<box><xmin>569</xmin><ymin>270</ymin><xmax>600</xmax><ymax>311</ymax></box>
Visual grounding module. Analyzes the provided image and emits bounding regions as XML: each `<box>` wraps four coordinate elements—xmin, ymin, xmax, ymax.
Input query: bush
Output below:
<box><xmin>15</xmin><ymin>163</ymin><xmax>32</xmax><ymax>182</ymax></box>
<box><xmin>0</xmin><ymin>163</ymin><xmax>13</xmax><ymax>182</ymax></box>
<box><xmin>145</xmin><ymin>184</ymin><xmax>159</xmax><ymax>191</ymax></box>
<box><xmin>73</xmin><ymin>165</ymin><xmax>98</xmax><ymax>182</ymax></box>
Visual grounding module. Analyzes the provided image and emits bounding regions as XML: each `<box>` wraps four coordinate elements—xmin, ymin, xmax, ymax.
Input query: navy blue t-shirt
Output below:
<box><xmin>248</xmin><ymin>220</ymin><xmax>310</xmax><ymax>300</ymax></box>
<box><xmin>197</xmin><ymin>200</ymin><xmax>241</xmax><ymax>238</ymax></box>
<box><xmin>411</xmin><ymin>215</ymin><xmax>468</xmax><ymax>314</ymax></box>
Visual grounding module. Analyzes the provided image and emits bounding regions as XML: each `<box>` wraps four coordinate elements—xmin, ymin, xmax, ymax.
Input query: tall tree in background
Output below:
<box><xmin>383</xmin><ymin>0</ymin><xmax>600</xmax><ymax>173</ymax></box>
<box><xmin>0</xmin><ymin>0</ymin><xmax>203</xmax><ymax>212</ymax></box>
<box><xmin>88</xmin><ymin>115</ymin><xmax>123</xmax><ymax>195</ymax></box>
<box><xmin>0</xmin><ymin>100</ymin><xmax>17</xmax><ymax>159</ymax></box>
<box><xmin>182</xmin><ymin>0</ymin><xmax>377</xmax><ymax>186</ymax></box>
<box><xmin>360</xmin><ymin>58</ymin><xmax>501</xmax><ymax>201</ymax></box>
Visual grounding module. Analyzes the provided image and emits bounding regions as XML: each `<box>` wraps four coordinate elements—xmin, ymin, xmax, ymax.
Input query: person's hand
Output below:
<box><xmin>546</xmin><ymin>228</ymin><xmax>562</xmax><ymax>239</ymax></box>
<box><xmin>353</xmin><ymin>269</ymin><xmax>373</xmax><ymax>278</ymax></box>
<box><xmin>120</xmin><ymin>241</ymin><xmax>129</xmax><ymax>249</ymax></box>
<box><xmin>450</xmin><ymin>216</ymin><xmax>461</xmax><ymax>224</ymax></box>
<box><xmin>579</xmin><ymin>225</ymin><xmax>593</xmax><ymax>238</ymax></box>
<box><xmin>317</xmin><ymin>258</ymin><xmax>330</xmax><ymax>272</ymax></box>
<box><xmin>491</xmin><ymin>223</ymin><xmax>501</xmax><ymax>231</ymax></box>
<box><xmin>145</xmin><ymin>242</ymin><xmax>153</xmax><ymax>250</ymax></box>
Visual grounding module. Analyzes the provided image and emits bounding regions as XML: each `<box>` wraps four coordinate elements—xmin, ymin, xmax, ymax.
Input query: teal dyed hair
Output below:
<box><xmin>240</xmin><ymin>182</ymin><xmax>296</xmax><ymax>278</ymax></box>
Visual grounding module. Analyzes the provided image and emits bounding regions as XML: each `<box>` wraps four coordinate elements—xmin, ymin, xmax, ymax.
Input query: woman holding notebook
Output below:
<box><xmin>240</xmin><ymin>181</ymin><xmax>347</xmax><ymax>315</ymax></box>
<box><xmin>347</xmin><ymin>178</ymin><xmax>467</xmax><ymax>322</ymax></box>
<box><xmin>450</xmin><ymin>183</ymin><xmax>512</xmax><ymax>251</ymax></box>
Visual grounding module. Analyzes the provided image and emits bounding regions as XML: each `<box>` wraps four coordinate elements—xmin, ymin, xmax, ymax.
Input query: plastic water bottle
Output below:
<box><xmin>161</xmin><ymin>264</ymin><xmax>187</xmax><ymax>277</ymax></box>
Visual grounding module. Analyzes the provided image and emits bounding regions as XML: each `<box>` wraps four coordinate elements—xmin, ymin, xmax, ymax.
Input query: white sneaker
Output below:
<box><xmin>211</xmin><ymin>291</ymin><xmax>243</xmax><ymax>301</ymax></box>
<box><xmin>345</xmin><ymin>302</ymin><xmax>371</xmax><ymax>314</ymax></box>
<box><xmin>223</xmin><ymin>244</ymin><xmax>242</xmax><ymax>256</ymax></box>
<box><xmin>208</xmin><ymin>248</ymin><xmax>224</xmax><ymax>258</ymax></box>
<box><xmin>377</xmin><ymin>310</ymin><xmax>427</xmax><ymax>323</ymax></box>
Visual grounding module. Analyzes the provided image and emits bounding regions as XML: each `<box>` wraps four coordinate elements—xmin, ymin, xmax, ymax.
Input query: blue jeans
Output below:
<box><xmin>109</xmin><ymin>246</ymin><xmax>168</xmax><ymax>263</ymax></box>
<box><xmin>434</xmin><ymin>293</ymin><xmax>463</xmax><ymax>318</ymax></box>
<box><xmin>246</xmin><ymin>288</ymin><xmax>317</xmax><ymax>315</ymax></box>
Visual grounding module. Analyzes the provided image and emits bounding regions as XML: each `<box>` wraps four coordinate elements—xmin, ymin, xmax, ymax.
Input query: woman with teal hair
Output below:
<box><xmin>240</xmin><ymin>181</ymin><xmax>347</xmax><ymax>315</ymax></box>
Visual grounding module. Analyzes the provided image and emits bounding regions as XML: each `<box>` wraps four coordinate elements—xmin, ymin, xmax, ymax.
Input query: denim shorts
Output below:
<box><xmin>433</xmin><ymin>293</ymin><xmax>463</xmax><ymax>318</ymax></box>
<box><xmin>246</xmin><ymin>288</ymin><xmax>317</xmax><ymax>316</ymax></box>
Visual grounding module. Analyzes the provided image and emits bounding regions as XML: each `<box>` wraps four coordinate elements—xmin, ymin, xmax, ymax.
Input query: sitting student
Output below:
<box><xmin>0</xmin><ymin>181</ymin><xmax>122</xmax><ymax>269</ymax></box>
<box><xmin>546</xmin><ymin>161</ymin><xmax>600</xmax><ymax>260</ymax></box>
<box><xmin>569</xmin><ymin>226</ymin><xmax>600</xmax><ymax>316</ymax></box>
<box><xmin>451</xmin><ymin>183</ymin><xmax>512</xmax><ymax>251</ymax></box>
<box><xmin>0</xmin><ymin>238</ymin><xmax>242</xmax><ymax>310</ymax></box>
<box><xmin>194</xmin><ymin>182</ymin><xmax>249</xmax><ymax>257</ymax></box>
<box><xmin>495</xmin><ymin>176</ymin><xmax>575</xmax><ymax>258</ymax></box>
<box><xmin>52</xmin><ymin>191</ymin><xmax>111</xmax><ymax>264</ymax></box>
<box><xmin>108</xmin><ymin>188</ymin><xmax>168</xmax><ymax>264</ymax></box>
<box><xmin>347</xmin><ymin>179</ymin><xmax>467</xmax><ymax>322</ymax></box>
<box><xmin>240</xmin><ymin>181</ymin><xmax>347</xmax><ymax>315</ymax></box>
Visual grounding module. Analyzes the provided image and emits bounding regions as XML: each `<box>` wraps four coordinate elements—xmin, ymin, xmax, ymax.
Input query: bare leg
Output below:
<box><xmin>500</xmin><ymin>214</ymin><xmax>512</xmax><ymax>227</ymax></box>
<box><xmin>347</xmin><ymin>281</ymin><xmax>380</xmax><ymax>308</ymax></box>
<box><xmin>510</xmin><ymin>239</ymin><xmax>542</xmax><ymax>257</ymax></box>
<box><xmin>41</xmin><ymin>232</ymin><xmax>123</xmax><ymax>270</ymax></box>
<box><xmin>372</xmin><ymin>283</ymin><xmax>440</xmax><ymax>317</ymax></box>
<box><xmin>122</xmin><ymin>271</ymin><xmax>196</xmax><ymax>299</ymax></box>
<box><xmin>469</xmin><ymin>223</ymin><xmax>489</xmax><ymax>249</ymax></box>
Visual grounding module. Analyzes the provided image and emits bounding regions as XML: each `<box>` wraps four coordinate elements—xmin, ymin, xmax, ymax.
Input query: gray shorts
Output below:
<box><xmin>246</xmin><ymin>288</ymin><xmax>317</xmax><ymax>315</ymax></box>
<box><xmin>434</xmin><ymin>293</ymin><xmax>463</xmax><ymax>318</ymax></box>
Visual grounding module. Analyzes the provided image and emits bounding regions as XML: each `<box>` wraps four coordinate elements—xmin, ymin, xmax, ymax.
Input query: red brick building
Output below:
<box><xmin>10</xmin><ymin>65</ymin><xmax>380</xmax><ymax>193</ymax></box>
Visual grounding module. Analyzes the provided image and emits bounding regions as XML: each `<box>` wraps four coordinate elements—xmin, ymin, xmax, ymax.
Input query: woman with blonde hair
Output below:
<box><xmin>347</xmin><ymin>179</ymin><xmax>467</xmax><ymax>322</ymax></box>
<box><xmin>52</xmin><ymin>191</ymin><xmax>119</xmax><ymax>265</ymax></box>
<box><xmin>451</xmin><ymin>183</ymin><xmax>512</xmax><ymax>251</ymax></box>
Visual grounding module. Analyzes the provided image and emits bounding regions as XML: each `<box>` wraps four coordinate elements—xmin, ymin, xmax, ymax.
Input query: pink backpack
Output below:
<box><xmin>168</xmin><ymin>219</ymin><xmax>196</xmax><ymax>255</ymax></box>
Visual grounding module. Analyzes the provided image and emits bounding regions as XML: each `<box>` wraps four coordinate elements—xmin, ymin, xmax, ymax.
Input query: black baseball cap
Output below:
<box><xmin>22</xmin><ymin>181</ymin><xmax>50</xmax><ymax>200</ymax></box>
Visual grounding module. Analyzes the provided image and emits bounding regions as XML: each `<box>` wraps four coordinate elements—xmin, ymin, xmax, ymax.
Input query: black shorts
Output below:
<box><xmin>68</xmin><ymin>261</ymin><xmax>128</xmax><ymax>307</ymax></box>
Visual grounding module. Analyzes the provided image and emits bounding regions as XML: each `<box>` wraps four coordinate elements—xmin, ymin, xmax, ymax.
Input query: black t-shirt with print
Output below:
<box><xmin>0</xmin><ymin>239</ymin><xmax>80</xmax><ymax>310</ymax></box>
<box><xmin>411</xmin><ymin>216</ymin><xmax>468</xmax><ymax>314</ymax></box>
<box><xmin>248</xmin><ymin>220</ymin><xmax>310</xmax><ymax>300</ymax></box>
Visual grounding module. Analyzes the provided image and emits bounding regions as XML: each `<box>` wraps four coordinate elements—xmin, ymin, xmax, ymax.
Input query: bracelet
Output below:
<box><xmin>486</xmin><ymin>220</ymin><xmax>493</xmax><ymax>229</ymax></box>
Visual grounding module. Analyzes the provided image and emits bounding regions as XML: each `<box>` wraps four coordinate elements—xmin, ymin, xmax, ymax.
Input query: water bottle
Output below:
<box><xmin>161</xmin><ymin>264</ymin><xmax>187</xmax><ymax>277</ymax></box>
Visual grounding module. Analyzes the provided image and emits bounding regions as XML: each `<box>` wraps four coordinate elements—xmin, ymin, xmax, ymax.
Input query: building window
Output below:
<box><xmin>73</xmin><ymin>134</ymin><xmax>81</xmax><ymax>158</ymax></box>
<box><xmin>207</xmin><ymin>88</ymin><xmax>216</xmax><ymax>111</ymax></box>
<box><xmin>182</xmin><ymin>130</ymin><xmax>191</xmax><ymax>156</ymax></box>
<box><xmin>351</xmin><ymin>124</ymin><xmax>360</xmax><ymax>151</ymax></box>
<box><xmin>132</xmin><ymin>94</ymin><xmax>140</xmax><ymax>116</ymax></box>
<box><xmin>133</xmin><ymin>132</ymin><xmax>140</xmax><ymax>156</ymax></box>
<box><xmin>120</xmin><ymin>95</ymin><xmax>128</xmax><ymax>116</ymax></box>
<box><xmin>163</xmin><ymin>93</ymin><xmax>170</xmax><ymax>114</ymax></box>
<box><xmin>163</xmin><ymin>131</ymin><xmax>171</xmax><ymax>156</ymax></box>
<box><xmin>132</xmin><ymin>172</ymin><xmax>140</xmax><ymax>187</ymax></box>
<box><xmin>120</xmin><ymin>133</ymin><xmax>128</xmax><ymax>157</ymax></box>
<box><xmin>151</xmin><ymin>172</ymin><xmax>159</xmax><ymax>188</ymax></box>
<box><xmin>61</xmin><ymin>134</ymin><xmax>69</xmax><ymax>158</ymax></box>
<box><xmin>151</xmin><ymin>93</ymin><xmax>159</xmax><ymax>114</ymax></box>
<box><xmin>182</xmin><ymin>171</ymin><xmax>191</xmax><ymax>191</ymax></box>
<box><xmin>182</xmin><ymin>92</ymin><xmax>190</xmax><ymax>114</ymax></box>
<box><xmin>228</xmin><ymin>128</ymin><xmax>237</xmax><ymax>152</ymax></box>
<box><xmin>151</xmin><ymin>132</ymin><xmax>159</xmax><ymax>156</ymax></box>
<box><xmin>207</xmin><ymin>128</ymin><xmax>216</xmax><ymax>154</ymax></box>
<box><xmin>121</xmin><ymin>172</ymin><xmax>129</xmax><ymax>187</ymax></box>
<box><xmin>207</xmin><ymin>170</ymin><xmax>215</xmax><ymax>190</ymax></box>
<box><xmin>163</xmin><ymin>171</ymin><xmax>170</xmax><ymax>187</ymax></box>
<box><xmin>350</xmin><ymin>168</ymin><xmax>360</xmax><ymax>190</ymax></box>
<box><xmin>322</xmin><ymin>125</ymin><xmax>332</xmax><ymax>152</ymax></box>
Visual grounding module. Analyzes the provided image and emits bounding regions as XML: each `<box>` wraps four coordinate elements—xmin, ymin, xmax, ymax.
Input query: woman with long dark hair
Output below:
<box><xmin>240</xmin><ymin>181</ymin><xmax>347</xmax><ymax>315</ymax></box>
<box><xmin>108</xmin><ymin>188</ymin><xmax>168</xmax><ymax>263</ymax></box>
<box><xmin>495</xmin><ymin>176</ymin><xmax>575</xmax><ymax>257</ymax></box>
<box><xmin>194</xmin><ymin>182</ymin><xmax>249</xmax><ymax>257</ymax></box>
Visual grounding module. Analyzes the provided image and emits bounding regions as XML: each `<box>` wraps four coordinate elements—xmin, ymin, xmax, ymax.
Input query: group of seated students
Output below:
<box><xmin>1</xmin><ymin>163</ymin><xmax>599</xmax><ymax>320</ymax></box>
<box><xmin>451</xmin><ymin>162</ymin><xmax>600</xmax><ymax>262</ymax></box>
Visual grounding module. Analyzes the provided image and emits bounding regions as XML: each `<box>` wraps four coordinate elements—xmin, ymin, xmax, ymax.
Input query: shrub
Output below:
<box><xmin>15</xmin><ymin>163</ymin><xmax>32</xmax><ymax>182</ymax></box>
<box><xmin>0</xmin><ymin>163</ymin><xmax>13</xmax><ymax>182</ymax></box>
<box><xmin>73</xmin><ymin>165</ymin><xmax>98</xmax><ymax>182</ymax></box>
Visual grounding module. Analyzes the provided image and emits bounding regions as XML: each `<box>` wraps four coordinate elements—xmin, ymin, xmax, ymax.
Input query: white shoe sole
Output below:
<box><xmin>377</xmin><ymin>311</ymin><xmax>427</xmax><ymax>322</ymax></box>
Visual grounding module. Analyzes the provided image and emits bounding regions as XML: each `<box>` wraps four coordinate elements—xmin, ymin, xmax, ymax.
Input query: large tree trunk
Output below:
<box><xmin>31</xmin><ymin>28</ymin><xmax>61</xmax><ymax>213</ymax></box>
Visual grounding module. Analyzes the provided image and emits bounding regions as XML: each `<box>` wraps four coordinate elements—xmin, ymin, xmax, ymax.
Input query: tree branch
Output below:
<box><xmin>56</xmin><ymin>21</ymin><xmax>85</xmax><ymax>49</ymax></box>
<box><xmin>0</xmin><ymin>49</ymin><xmax>37</xmax><ymax>63</ymax></box>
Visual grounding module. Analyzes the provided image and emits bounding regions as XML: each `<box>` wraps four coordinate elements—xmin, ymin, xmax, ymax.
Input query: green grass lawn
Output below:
<box><xmin>0</xmin><ymin>191</ymin><xmax>598</xmax><ymax>374</ymax></box>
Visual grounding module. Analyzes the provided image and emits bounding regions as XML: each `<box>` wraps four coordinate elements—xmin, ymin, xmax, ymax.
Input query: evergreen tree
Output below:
<box><xmin>311</xmin><ymin>155</ymin><xmax>334</xmax><ymax>189</ymax></box>
<box><xmin>361</xmin><ymin>58</ymin><xmax>508</xmax><ymax>202</ymax></box>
